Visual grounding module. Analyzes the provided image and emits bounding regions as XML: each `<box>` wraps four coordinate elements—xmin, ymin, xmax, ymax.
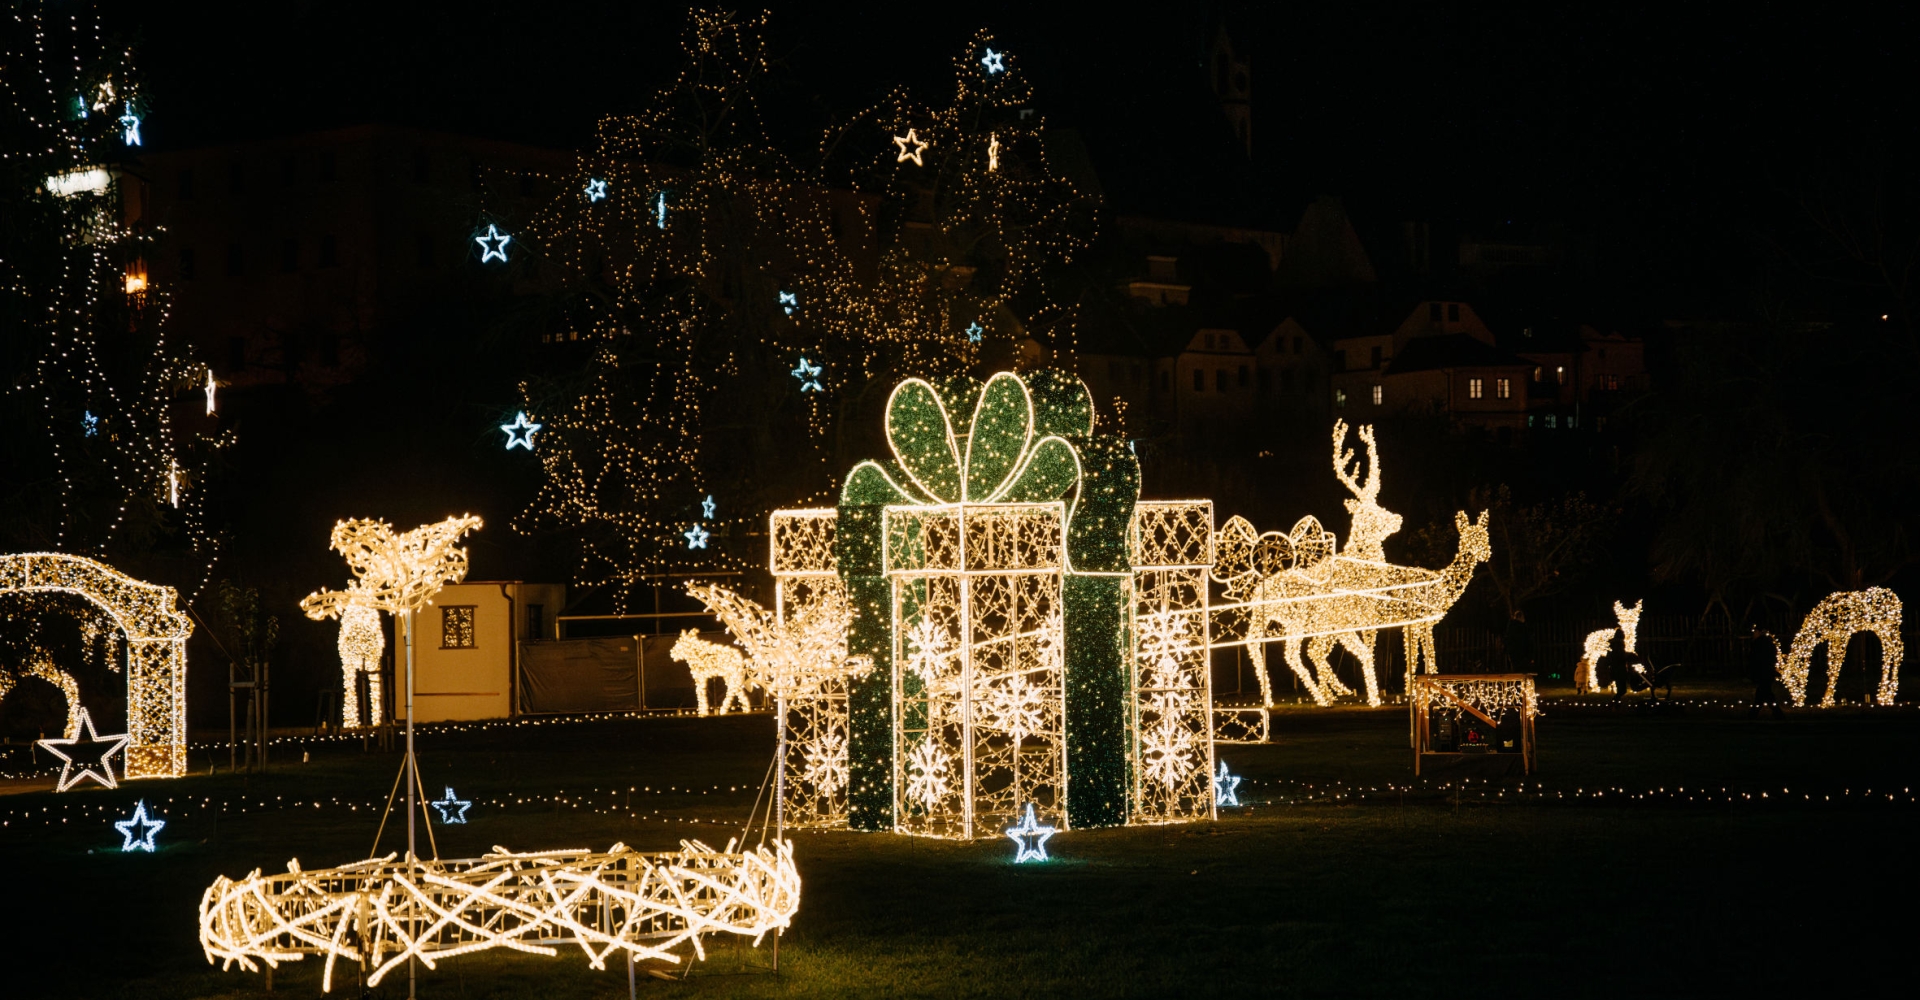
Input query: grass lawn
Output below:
<box><xmin>3</xmin><ymin>685</ymin><xmax>1916</xmax><ymax>998</ymax></box>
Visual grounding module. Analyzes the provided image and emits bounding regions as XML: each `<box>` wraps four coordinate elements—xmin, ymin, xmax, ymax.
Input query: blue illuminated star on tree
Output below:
<box><xmin>584</xmin><ymin>178</ymin><xmax>609</xmax><ymax>202</ymax></box>
<box><xmin>655</xmin><ymin>191</ymin><xmax>668</xmax><ymax>229</ymax></box>
<box><xmin>500</xmin><ymin>411</ymin><xmax>542</xmax><ymax>451</ymax></box>
<box><xmin>114</xmin><ymin>799</ymin><xmax>165</xmax><ymax>852</ymax></box>
<box><xmin>431</xmin><ymin>787</ymin><xmax>472</xmax><ymax>824</ymax></box>
<box><xmin>702</xmin><ymin>494</ymin><xmax>716</xmax><ymax>519</ymax></box>
<box><xmin>966</xmin><ymin>321</ymin><xmax>984</xmax><ymax>342</ymax></box>
<box><xmin>791</xmin><ymin>357</ymin><xmax>823</xmax><ymax>393</ymax></box>
<box><xmin>1004</xmin><ymin>803</ymin><xmax>1055</xmax><ymax>863</ymax></box>
<box><xmin>475</xmin><ymin>224</ymin><xmax>512</xmax><ymax>263</ymax></box>
<box><xmin>778</xmin><ymin>290</ymin><xmax>798</xmax><ymax>316</ymax></box>
<box><xmin>83</xmin><ymin>411</ymin><xmax>98</xmax><ymax>436</ymax></box>
<box><xmin>1214</xmin><ymin>760</ymin><xmax>1241</xmax><ymax>807</ymax></box>
<box><xmin>981</xmin><ymin>48</ymin><xmax>1006</xmax><ymax>74</ymax></box>
<box><xmin>684</xmin><ymin>524</ymin><xmax>710</xmax><ymax>549</ymax></box>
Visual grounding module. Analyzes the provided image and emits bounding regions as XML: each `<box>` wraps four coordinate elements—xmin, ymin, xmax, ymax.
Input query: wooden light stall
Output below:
<box><xmin>1411</xmin><ymin>674</ymin><xmax>1537</xmax><ymax>775</ymax></box>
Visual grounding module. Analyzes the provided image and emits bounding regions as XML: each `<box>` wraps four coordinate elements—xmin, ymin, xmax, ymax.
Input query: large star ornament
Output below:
<box><xmin>893</xmin><ymin>128</ymin><xmax>928</xmax><ymax>167</ymax></box>
<box><xmin>791</xmin><ymin>357</ymin><xmax>823</xmax><ymax>393</ymax></box>
<box><xmin>475</xmin><ymin>224</ymin><xmax>512</xmax><ymax>264</ymax></box>
<box><xmin>500</xmin><ymin>411</ymin><xmax>542</xmax><ymax>451</ymax></box>
<box><xmin>1005</xmin><ymin>803</ymin><xmax>1056</xmax><ymax>863</ymax></box>
<box><xmin>1214</xmin><ymin>760</ymin><xmax>1241</xmax><ymax>807</ymax></box>
<box><xmin>115</xmin><ymin>799</ymin><xmax>166</xmax><ymax>852</ymax></box>
<box><xmin>980</xmin><ymin>48</ymin><xmax>1006</xmax><ymax>75</ymax></box>
<box><xmin>778</xmin><ymin>290</ymin><xmax>798</xmax><ymax>316</ymax></box>
<box><xmin>38</xmin><ymin>707</ymin><xmax>129</xmax><ymax>792</ymax></box>
<box><xmin>966</xmin><ymin>321</ymin><xmax>984</xmax><ymax>343</ymax></box>
<box><xmin>583</xmin><ymin>177</ymin><xmax>608</xmax><ymax>202</ymax></box>
<box><xmin>684</xmin><ymin>524</ymin><xmax>710</xmax><ymax>549</ymax></box>
<box><xmin>431</xmin><ymin>786</ymin><xmax>472</xmax><ymax>824</ymax></box>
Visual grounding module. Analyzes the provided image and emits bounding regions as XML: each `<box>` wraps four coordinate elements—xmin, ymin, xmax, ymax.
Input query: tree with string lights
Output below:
<box><xmin>515</xmin><ymin>13</ymin><xmax>1098</xmax><ymax>603</ymax></box>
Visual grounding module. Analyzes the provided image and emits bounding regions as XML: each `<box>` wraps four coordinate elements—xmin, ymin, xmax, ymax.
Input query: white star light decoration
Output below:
<box><xmin>966</xmin><ymin>321</ymin><xmax>984</xmax><ymax>342</ymax></box>
<box><xmin>37</xmin><ymin>707</ymin><xmax>129</xmax><ymax>792</ymax></box>
<box><xmin>83</xmin><ymin>411</ymin><xmax>98</xmax><ymax>436</ymax></box>
<box><xmin>119</xmin><ymin>103</ymin><xmax>141</xmax><ymax>145</ymax></box>
<box><xmin>655</xmin><ymin>191</ymin><xmax>668</xmax><ymax>229</ymax></box>
<box><xmin>501</xmin><ymin>411</ymin><xmax>542</xmax><ymax>451</ymax></box>
<box><xmin>702</xmin><ymin>494</ymin><xmax>716</xmax><ymax>519</ymax></box>
<box><xmin>981</xmin><ymin>48</ymin><xmax>1006</xmax><ymax>74</ymax></box>
<box><xmin>893</xmin><ymin>128</ymin><xmax>928</xmax><ymax>166</ymax></box>
<box><xmin>1213</xmin><ymin>761</ymin><xmax>1240</xmax><ymax>807</ymax></box>
<box><xmin>475</xmin><ymin>224</ymin><xmax>511</xmax><ymax>263</ymax></box>
<box><xmin>204</xmin><ymin>369</ymin><xmax>217</xmax><ymax>415</ymax></box>
<box><xmin>779</xmin><ymin>290</ymin><xmax>798</xmax><ymax>316</ymax></box>
<box><xmin>791</xmin><ymin>357</ymin><xmax>823</xmax><ymax>393</ymax></box>
<box><xmin>685</xmin><ymin>524</ymin><xmax>710</xmax><ymax>549</ymax></box>
<box><xmin>115</xmin><ymin>799</ymin><xmax>166</xmax><ymax>852</ymax></box>
<box><xmin>584</xmin><ymin>178</ymin><xmax>608</xmax><ymax>202</ymax></box>
<box><xmin>1005</xmin><ymin>803</ymin><xmax>1055</xmax><ymax>863</ymax></box>
<box><xmin>431</xmin><ymin>786</ymin><xmax>472</xmax><ymax>824</ymax></box>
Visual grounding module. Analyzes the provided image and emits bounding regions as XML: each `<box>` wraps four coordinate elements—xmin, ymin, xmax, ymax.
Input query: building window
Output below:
<box><xmin>1495</xmin><ymin>377</ymin><xmax>1511</xmax><ymax>399</ymax></box>
<box><xmin>1215</xmin><ymin>369</ymin><xmax>1227</xmax><ymax>391</ymax></box>
<box><xmin>1545</xmin><ymin>414</ymin><xmax>1558</xmax><ymax>429</ymax></box>
<box><xmin>526</xmin><ymin>604</ymin><xmax>545</xmax><ymax>640</ymax></box>
<box><xmin>1448</xmin><ymin>303</ymin><xmax>1460</xmax><ymax>322</ymax></box>
<box><xmin>177</xmin><ymin>247</ymin><xmax>195</xmax><ymax>281</ymax></box>
<box><xmin>1335</xmin><ymin>388</ymin><xmax>1347</xmax><ymax>408</ymax></box>
<box><xmin>1468</xmin><ymin>377</ymin><xmax>1484</xmax><ymax>399</ymax></box>
<box><xmin>224</xmin><ymin>243</ymin><xmax>244</xmax><ymax>277</ymax></box>
<box><xmin>281</xmin><ymin>238</ymin><xmax>298</xmax><ymax>273</ymax></box>
<box><xmin>319</xmin><ymin>234</ymin><xmax>338</xmax><ymax>268</ymax></box>
<box><xmin>1193</xmin><ymin>369</ymin><xmax>1203</xmax><ymax>392</ymax></box>
<box><xmin>1203</xmin><ymin>333</ymin><xmax>1214</xmax><ymax>349</ymax></box>
<box><xmin>1370</xmin><ymin>345</ymin><xmax>1382</xmax><ymax>368</ymax></box>
<box><xmin>1555</xmin><ymin>366</ymin><xmax>1566</xmax><ymax>385</ymax></box>
<box><xmin>441</xmin><ymin>606</ymin><xmax>477</xmax><ymax>649</ymax></box>
<box><xmin>1371</xmin><ymin>384</ymin><xmax>1383</xmax><ymax>406</ymax></box>
<box><xmin>177</xmin><ymin>168</ymin><xmax>194</xmax><ymax>200</ymax></box>
<box><xmin>1533</xmin><ymin>366</ymin><xmax>1544</xmax><ymax>382</ymax></box>
<box><xmin>1237</xmin><ymin>365</ymin><xmax>1248</xmax><ymax>388</ymax></box>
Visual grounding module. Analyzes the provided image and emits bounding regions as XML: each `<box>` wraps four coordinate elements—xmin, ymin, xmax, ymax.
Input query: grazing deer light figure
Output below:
<box><xmin>1574</xmin><ymin>599</ymin><xmax>1642</xmax><ymax>695</ymax></box>
<box><xmin>670</xmin><ymin>629</ymin><xmax>752</xmax><ymax>715</ymax></box>
<box><xmin>1776</xmin><ymin>588</ymin><xmax>1904</xmax><ymax>707</ymax></box>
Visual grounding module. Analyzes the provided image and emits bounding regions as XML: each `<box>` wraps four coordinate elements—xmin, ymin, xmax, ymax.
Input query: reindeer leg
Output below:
<box><xmin>1309</xmin><ymin>635</ymin><xmax>1355</xmax><ymax>698</ymax></box>
<box><xmin>1282</xmin><ymin>638</ymin><xmax>1328</xmax><ymax>706</ymax></box>
<box><xmin>1349</xmin><ymin>630</ymin><xmax>1382</xmax><ymax>707</ymax></box>
<box><xmin>1248</xmin><ymin>622</ymin><xmax>1276</xmax><ymax>707</ymax></box>
<box><xmin>1873</xmin><ymin>625</ymin><xmax>1902</xmax><ymax>706</ymax></box>
<box><xmin>694</xmin><ymin>671</ymin><xmax>711</xmax><ymax>716</ymax></box>
<box><xmin>1823</xmin><ymin>632</ymin><xmax>1847</xmax><ymax>708</ymax></box>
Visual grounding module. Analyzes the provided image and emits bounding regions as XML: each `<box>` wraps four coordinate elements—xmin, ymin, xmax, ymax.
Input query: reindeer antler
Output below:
<box><xmin>1331</xmin><ymin>421</ymin><xmax>1381</xmax><ymax>503</ymax></box>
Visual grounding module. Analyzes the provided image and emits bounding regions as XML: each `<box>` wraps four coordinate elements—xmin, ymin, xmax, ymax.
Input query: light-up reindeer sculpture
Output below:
<box><xmin>1773</xmin><ymin>587</ymin><xmax>1904</xmax><ymax>707</ymax></box>
<box><xmin>300</xmin><ymin>514</ymin><xmax>483</xmax><ymax>1000</ymax></box>
<box><xmin>335</xmin><ymin>604</ymin><xmax>386</xmax><ymax>727</ymax></box>
<box><xmin>670</xmin><ymin>629</ymin><xmax>754</xmax><ymax>715</ymax></box>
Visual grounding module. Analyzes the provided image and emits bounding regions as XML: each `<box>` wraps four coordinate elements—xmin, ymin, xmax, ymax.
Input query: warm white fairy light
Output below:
<box><xmin>987</xmin><ymin>132</ymin><xmax>999</xmax><ymax>171</ymax></box>
<box><xmin>336</xmin><ymin>603</ymin><xmax>385</xmax><ymax>727</ymax></box>
<box><xmin>1776</xmin><ymin>587</ymin><xmax>1904</xmax><ymax>707</ymax></box>
<box><xmin>1576</xmin><ymin>627</ymin><xmax>1616</xmax><ymax>694</ymax></box>
<box><xmin>204</xmin><ymin>368</ymin><xmax>217</xmax><ymax>415</ymax></box>
<box><xmin>299</xmin><ymin>516</ymin><xmax>485</xmax><ymax>621</ymax></box>
<box><xmin>1613</xmin><ymin>599</ymin><xmax>1643</xmax><ymax>654</ymax></box>
<box><xmin>198</xmin><ymin>840</ymin><xmax>801</xmax><ymax>992</ymax></box>
<box><xmin>430</xmin><ymin>787</ymin><xmax>471</xmax><ymax>824</ymax></box>
<box><xmin>1212</xmin><ymin>423</ymin><xmax>1491</xmax><ymax>707</ymax></box>
<box><xmin>115</xmin><ymin>799</ymin><xmax>165</xmax><ymax>851</ymax></box>
<box><xmin>669</xmin><ymin>630</ymin><xmax>752</xmax><ymax>715</ymax></box>
<box><xmin>0</xmin><ymin>651</ymin><xmax>82</xmax><ymax>738</ymax></box>
<box><xmin>893</xmin><ymin>128</ymin><xmax>928</xmax><ymax>165</ymax></box>
<box><xmin>0</xmin><ymin>553</ymin><xmax>192</xmax><ymax>778</ymax></box>
<box><xmin>37</xmin><ymin>706</ymin><xmax>128</xmax><ymax>791</ymax></box>
<box><xmin>1004</xmin><ymin>804</ymin><xmax>1054</xmax><ymax>863</ymax></box>
<box><xmin>765</xmin><ymin>509</ymin><xmax>865</xmax><ymax>828</ymax></box>
<box><xmin>1129</xmin><ymin>501</ymin><xmax>1218</xmax><ymax>819</ymax></box>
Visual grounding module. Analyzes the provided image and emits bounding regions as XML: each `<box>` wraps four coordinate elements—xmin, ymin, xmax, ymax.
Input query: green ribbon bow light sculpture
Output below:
<box><xmin>835</xmin><ymin>369</ymin><xmax>1140</xmax><ymax>831</ymax></box>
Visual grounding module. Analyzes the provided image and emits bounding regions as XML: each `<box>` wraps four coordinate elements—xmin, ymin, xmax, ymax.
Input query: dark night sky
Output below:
<box><xmin>111</xmin><ymin>1</ymin><xmax>1915</xmax><ymax>314</ymax></box>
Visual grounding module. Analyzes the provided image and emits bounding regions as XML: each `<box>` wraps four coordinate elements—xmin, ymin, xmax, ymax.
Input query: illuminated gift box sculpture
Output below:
<box><xmin>766</xmin><ymin>370</ymin><xmax>1217</xmax><ymax>838</ymax></box>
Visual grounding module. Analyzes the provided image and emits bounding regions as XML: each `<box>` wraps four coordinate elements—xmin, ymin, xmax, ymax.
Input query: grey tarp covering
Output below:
<box><xmin>517</xmin><ymin>634</ymin><xmax>722</xmax><ymax>714</ymax></box>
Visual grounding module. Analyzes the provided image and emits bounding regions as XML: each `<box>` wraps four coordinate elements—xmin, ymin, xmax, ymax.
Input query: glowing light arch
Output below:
<box><xmin>0</xmin><ymin>553</ymin><xmax>191</xmax><ymax>778</ymax></box>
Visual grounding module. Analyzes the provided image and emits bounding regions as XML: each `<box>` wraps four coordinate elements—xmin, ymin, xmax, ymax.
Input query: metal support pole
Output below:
<box><xmin>773</xmin><ymin>696</ymin><xmax>783</xmax><ymax>973</ymax></box>
<box><xmin>405</xmin><ymin>608</ymin><xmax>417</xmax><ymax>1000</ymax></box>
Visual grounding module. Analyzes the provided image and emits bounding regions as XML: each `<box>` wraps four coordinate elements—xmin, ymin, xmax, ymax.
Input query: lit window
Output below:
<box><xmin>1496</xmin><ymin>377</ymin><xmax>1511</xmax><ymax>399</ymax></box>
<box><xmin>1371</xmin><ymin>384</ymin><xmax>1383</xmax><ymax>405</ymax></box>
<box><xmin>1468</xmin><ymin>377</ymin><xmax>1484</xmax><ymax>399</ymax></box>
<box><xmin>1545</xmin><ymin>414</ymin><xmax>1557</xmax><ymax>429</ymax></box>
<box><xmin>441</xmin><ymin>606</ymin><xmax>476</xmax><ymax>649</ymax></box>
<box><xmin>1335</xmin><ymin>388</ymin><xmax>1347</xmax><ymax>408</ymax></box>
<box><xmin>1555</xmin><ymin>366</ymin><xmax>1566</xmax><ymax>385</ymax></box>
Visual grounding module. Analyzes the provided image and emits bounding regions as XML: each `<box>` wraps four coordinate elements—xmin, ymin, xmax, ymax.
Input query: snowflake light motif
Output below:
<box><xmin>980</xmin><ymin>672</ymin><xmax>1046</xmax><ymax>744</ymax></box>
<box><xmin>1139</xmin><ymin>713</ymin><xmax>1195</xmax><ymax>791</ymax></box>
<box><xmin>800</xmin><ymin>728</ymin><xmax>849</xmax><ymax>797</ymax></box>
<box><xmin>904</xmin><ymin>738</ymin><xmax>951</xmax><ymax>812</ymax></box>
<box><xmin>903</xmin><ymin>619</ymin><xmax>952</xmax><ymax>694</ymax></box>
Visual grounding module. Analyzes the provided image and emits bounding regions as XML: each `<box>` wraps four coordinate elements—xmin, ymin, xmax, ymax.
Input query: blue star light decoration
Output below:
<box><xmin>475</xmin><ymin>224</ymin><xmax>512</xmax><ymax>264</ymax></box>
<box><xmin>500</xmin><ymin>411</ymin><xmax>542</xmax><ymax>451</ymax></box>
<box><xmin>83</xmin><ymin>411</ymin><xmax>99</xmax><ymax>436</ymax></box>
<box><xmin>702</xmin><ymin>494</ymin><xmax>716</xmax><ymax>519</ymax></box>
<box><xmin>584</xmin><ymin>178</ymin><xmax>608</xmax><ymax>202</ymax></box>
<box><xmin>655</xmin><ymin>191</ymin><xmax>668</xmax><ymax>230</ymax></box>
<box><xmin>1005</xmin><ymin>803</ymin><xmax>1056</xmax><ymax>863</ymax></box>
<box><xmin>684</xmin><ymin>524</ymin><xmax>710</xmax><ymax>549</ymax></box>
<box><xmin>115</xmin><ymin>799</ymin><xmax>166</xmax><ymax>852</ymax></box>
<box><xmin>1214</xmin><ymin>760</ymin><xmax>1241</xmax><ymax>807</ymax></box>
<box><xmin>981</xmin><ymin>48</ymin><xmax>1006</xmax><ymax>75</ymax></box>
<box><xmin>431</xmin><ymin>787</ymin><xmax>472</xmax><ymax>824</ymax></box>
<box><xmin>778</xmin><ymin>290</ymin><xmax>798</xmax><ymax>316</ymax></box>
<box><xmin>966</xmin><ymin>321</ymin><xmax>984</xmax><ymax>343</ymax></box>
<box><xmin>791</xmin><ymin>357</ymin><xmax>823</xmax><ymax>393</ymax></box>
<box><xmin>119</xmin><ymin>103</ymin><xmax>141</xmax><ymax>145</ymax></box>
